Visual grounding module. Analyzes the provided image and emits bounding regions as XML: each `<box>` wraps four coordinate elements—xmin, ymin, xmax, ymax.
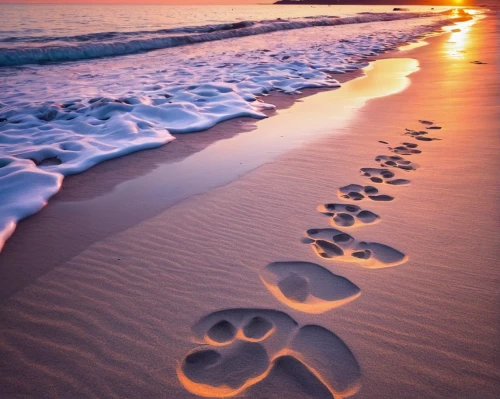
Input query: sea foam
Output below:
<box><xmin>0</xmin><ymin>11</ymin><xmax>470</xmax><ymax>251</ymax></box>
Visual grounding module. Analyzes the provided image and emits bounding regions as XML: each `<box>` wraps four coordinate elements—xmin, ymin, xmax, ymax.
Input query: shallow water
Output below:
<box><xmin>0</xmin><ymin>4</ymin><xmax>473</xmax><ymax>251</ymax></box>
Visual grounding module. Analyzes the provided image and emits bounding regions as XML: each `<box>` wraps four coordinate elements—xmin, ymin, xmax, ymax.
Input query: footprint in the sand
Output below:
<box><xmin>418</xmin><ymin>119</ymin><xmax>434</xmax><ymax>125</ymax></box>
<box><xmin>388</xmin><ymin>142</ymin><xmax>422</xmax><ymax>155</ymax></box>
<box><xmin>404</xmin><ymin>129</ymin><xmax>441</xmax><ymax>141</ymax></box>
<box><xmin>260</xmin><ymin>262</ymin><xmax>361</xmax><ymax>314</ymax></box>
<box><xmin>375</xmin><ymin>154</ymin><xmax>419</xmax><ymax>171</ymax></box>
<box><xmin>303</xmin><ymin>228</ymin><xmax>407</xmax><ymax>268</ymax></box>
<box><xmin>338</xmin><ymin>184</ymin><xmax>394</xmax><ymax>202</ymax></box>
<box><xmin>248</xmin><ymin>355</ymin><xmax>335</xmax><ymax>399</ymax></box>
<box><xmin>317</xmin><ymin>203</ymin><xmax>380</xmax><ymax>227</ymax></box>
<box><xmin>177</xmin><ymin>308</ymin><xmax>361</xmax><ymax>398</ymax></box>
<box><xmin>418</xmin><ymin>119</ymin><xmax>443</xmax><ymax>130</ymax></box>
<box><xmin>359</xmin><ymin>168</ymin><xmax>410</xmax><ymax>186</ymax></box>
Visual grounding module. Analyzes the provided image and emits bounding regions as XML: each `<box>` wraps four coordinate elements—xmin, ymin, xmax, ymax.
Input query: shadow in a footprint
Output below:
<box><xmin>250</xmin><ymin>355</ymin><xmax>334</xmax><ymax>399</ymax></box>
<box><xmin>360</xmin><ymin>168</ymin><xmax>410</xmax><ymax>186</ymax></box>
<box><xmin>317</xmin><ymin>203</ymin><xmax>380</xmax><ymax>227</ymax></box>
<box><xmin>388</xmin><ymin>142</ymin><xmax>422</xmax><ymax>155</ymax></box>
<box><xmin>207</xmin><ymin>320</ymin><xmax>237</xmax><ymax>344</ymax></box>
<box><xmin>260</xmin><ymin>262</ymin><xmax>360</xmax><ymax>314</ymax></box>
<box><xmin>304</xmin><ymin>228</ymin><xmax>407</xmax><ymax>268</ymax></box>
<box><xmin>338</xmin><ymin>184</ymin><xmax>394</xmax><ymax>202</ymax></box>
<box><xmin>181</xmin><ymin>341</ymin><xmax>269</xmax><ymax>395</ymax></box>
<box><xmin>178</xmin><ymin>308</ymin><xmax>361</xmax><ymax>398</ymax></box>
<box><xmin>375</xmin><ymin>155</ymin><xmax>419</xmax><ymax>171</ymax></box>
<box><xmin>192</xmin><ymin>308</ymin><xmax>296</xmax><ymax>345</ymax></box>
<box><xmin>290</xmin><ymin>325</ymin><xmax>361</xmax><ymax>396</ymax></box>
<box><xmin>404</xmin><ymin>129</ymin><xmax>441</xmax><ymax>141</ymax></box>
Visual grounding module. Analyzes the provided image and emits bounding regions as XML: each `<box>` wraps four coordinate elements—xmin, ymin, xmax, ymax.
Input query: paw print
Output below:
<box><xmin>177</xmin><ymin>308</ymin><xmax>360</xmax><ymax>398</ymax></box>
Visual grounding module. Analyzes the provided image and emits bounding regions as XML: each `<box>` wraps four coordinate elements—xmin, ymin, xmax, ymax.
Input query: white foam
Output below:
<box><xmin>0</xmin><ymin>13</ymin><xmax>468</xmax><ymax>251</ymax></box>
<box><xmin>0</xmin><ymin>156</ymin><xmax>62</xmax><ymax>252</ymax></box>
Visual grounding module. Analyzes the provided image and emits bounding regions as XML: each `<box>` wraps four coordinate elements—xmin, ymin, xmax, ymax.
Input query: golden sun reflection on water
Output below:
<box><xmin>442</xmin><ymin>15</ymin><xmax>483</xmax><ymax>59</ymax></box>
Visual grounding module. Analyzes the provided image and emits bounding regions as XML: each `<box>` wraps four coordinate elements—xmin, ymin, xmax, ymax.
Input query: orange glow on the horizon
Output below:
<box><xmin>0</xmin><ymin>0</ymin><xmax>276</xmax><ymax>4</ymax></box>
<box><xmin>0</xmin><ymin>0</ymin><xmax>479</xmax><ymax>6</ymax></box>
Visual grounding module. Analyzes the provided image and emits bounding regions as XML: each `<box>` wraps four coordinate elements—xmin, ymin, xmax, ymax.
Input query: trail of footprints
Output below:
<box><xmin>178</xmin><ymin>120</ymin><xmax>443</xmax><ymax>398</ymax></box>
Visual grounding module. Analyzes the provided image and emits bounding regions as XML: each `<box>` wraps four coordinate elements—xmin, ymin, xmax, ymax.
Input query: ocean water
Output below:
<box><xmin>0</xmin><ymin>4</ymin><xmax>472</xmax><ymax>251</ymax></box>
<box><xmin>0</xmin><ymin>4</ymin><xmax>454</xmax><ymax>42</ymax></box>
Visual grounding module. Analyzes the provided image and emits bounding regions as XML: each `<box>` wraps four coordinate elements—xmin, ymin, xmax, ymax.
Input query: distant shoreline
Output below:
<box><xmin>274</xmin><ymin>1</ymin><xmax>468</xmax><ymax>5</ymax></box>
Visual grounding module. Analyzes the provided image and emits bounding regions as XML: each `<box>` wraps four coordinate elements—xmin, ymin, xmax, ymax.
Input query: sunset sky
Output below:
<box><xmin>0</xmin><ymin>0</ymin><xmax>274</xmax><ymax>3</ymax></box>
<box><xmin>0</xmin><ymin>0</ymin><xmax>479</xmax><ymax>5</ymax></box>
<box><xmin>0</xmin><ymin>0</ymin><xmax>275</xmax><ymax>3</ymax></box>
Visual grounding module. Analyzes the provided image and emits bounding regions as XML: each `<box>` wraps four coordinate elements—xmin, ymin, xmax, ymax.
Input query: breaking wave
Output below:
<box><xmin>1</xmin><ymin>12</ymin><xmax>449</xmax><ymax>67</ymax></box>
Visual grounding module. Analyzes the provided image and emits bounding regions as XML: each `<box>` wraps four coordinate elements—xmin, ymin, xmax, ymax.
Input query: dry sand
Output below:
<box><xmin>1</xmin><ymin>15</ymin><xmax>499</xmax><ymax>399</ymax></box>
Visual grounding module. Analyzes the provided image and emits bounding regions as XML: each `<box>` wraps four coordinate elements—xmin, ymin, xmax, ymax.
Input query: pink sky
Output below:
<box><xmin>0</xmin><ymin>0</ymin><xmax>275</xmax><ymax>4</ymax></box>
<box><xmin>0</xmin><ymin>0</ymin><xmax>477</xmax><ymax>5</ymax></box>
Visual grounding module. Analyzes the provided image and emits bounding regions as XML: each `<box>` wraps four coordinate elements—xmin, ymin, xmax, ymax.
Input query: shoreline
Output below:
<box><xmin>0</xmin><ymin>11</ymin><xmax>474</xmax><ymax>258</ymax></box>
<box><xmin>0</xmin><ymin>12</ymin><xmax>498</xmax><ymax>399</ymax></box>
<box><xmin>0</xmin><ymin>20</ymin><xmax>462</xmax><ymax>300</ymax></box>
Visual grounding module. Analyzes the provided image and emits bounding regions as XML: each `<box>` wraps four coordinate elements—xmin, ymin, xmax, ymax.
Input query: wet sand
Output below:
<box><xmin>1</xmin><ymin>15</ymin><xmax>499</xmax><ymax>399</ymax></box>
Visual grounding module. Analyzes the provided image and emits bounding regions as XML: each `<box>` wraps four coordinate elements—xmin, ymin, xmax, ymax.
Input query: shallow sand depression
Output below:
<box><xmin>0</xmin><ymin>10</ymin><xmax>499</xmax><ymax>399</ymax></box>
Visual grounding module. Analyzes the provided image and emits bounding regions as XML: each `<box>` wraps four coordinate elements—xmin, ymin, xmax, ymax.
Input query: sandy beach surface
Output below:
<box><xmin>1</xmin><ymin>14</ymin><xmax>499</xmax><ymax>399</ymax></box>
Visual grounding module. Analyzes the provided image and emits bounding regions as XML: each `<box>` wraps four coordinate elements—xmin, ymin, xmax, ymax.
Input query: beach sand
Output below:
<box><xmin>1</xmin><ymin>15</ymin><xmax>499</xmax><ymax>399</ymax></box>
